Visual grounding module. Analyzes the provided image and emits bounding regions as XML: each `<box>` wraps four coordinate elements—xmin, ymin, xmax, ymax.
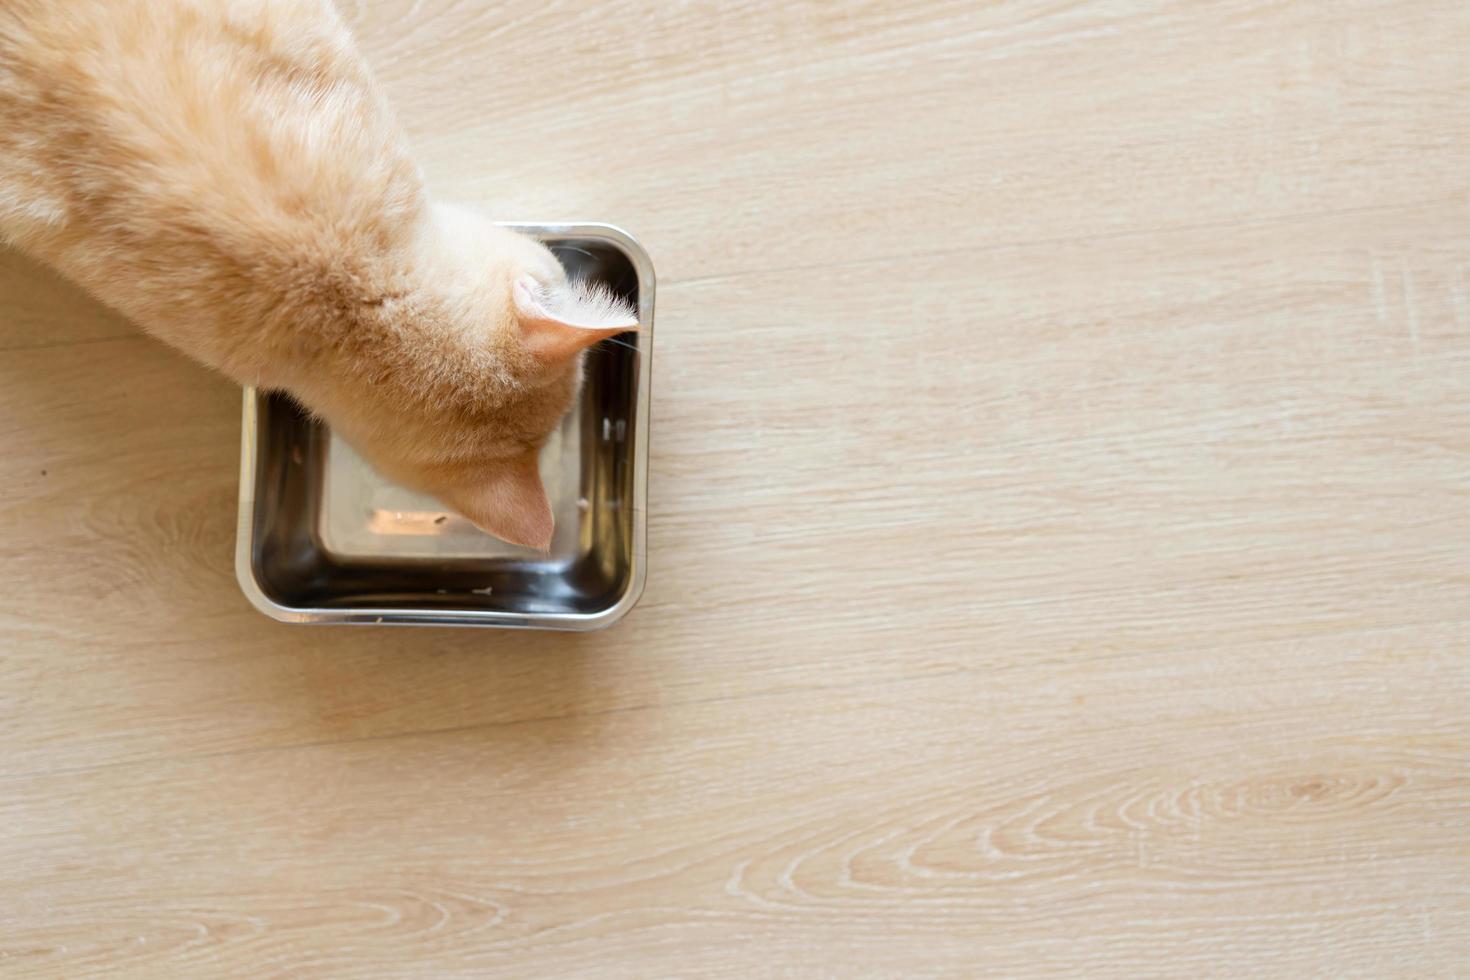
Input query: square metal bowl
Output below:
<box><xmin>234</xmin><ymin>223</ymin><xmax>653</xmax><ymax>629</ymax></box>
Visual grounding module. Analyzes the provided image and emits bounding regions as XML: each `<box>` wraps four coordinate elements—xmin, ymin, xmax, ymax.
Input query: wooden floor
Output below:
<box><xmin>4</xmin><ymin>1</ymin><xmax>1470</xmax><ymax>975</ymax></box>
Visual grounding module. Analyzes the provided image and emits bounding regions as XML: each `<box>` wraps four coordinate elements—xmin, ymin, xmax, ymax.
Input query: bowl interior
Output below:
<box><xmin>242</xmin><ymin>234</ymin><xmax>645</xmax><ymax>622</ymax></box>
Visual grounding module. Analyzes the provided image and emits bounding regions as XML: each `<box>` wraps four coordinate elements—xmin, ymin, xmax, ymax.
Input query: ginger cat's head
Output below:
<box><xmin>299</xmin><ymin>206</ymin><xmax>637</xmax><ymax>551</ymax></box>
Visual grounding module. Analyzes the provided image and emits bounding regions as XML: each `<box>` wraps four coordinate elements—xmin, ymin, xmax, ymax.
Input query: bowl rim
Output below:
<box><xmin>234</xmin><ymin>221</ymin><xmax>654</xmax><ymax>630</ymax></box>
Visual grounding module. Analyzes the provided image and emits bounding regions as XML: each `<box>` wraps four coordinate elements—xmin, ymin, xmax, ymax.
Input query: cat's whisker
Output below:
<box><xmin>598</xmin><ymin>336</ymin><xmax>642</xmax><ymax>353</ymax></box>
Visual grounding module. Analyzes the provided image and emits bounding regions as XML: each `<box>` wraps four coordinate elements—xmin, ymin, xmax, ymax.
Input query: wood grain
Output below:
<box><xmin>3</xmin><ymin>0</ymin><xmax>1469</xmax><ymax>976</ymax></box>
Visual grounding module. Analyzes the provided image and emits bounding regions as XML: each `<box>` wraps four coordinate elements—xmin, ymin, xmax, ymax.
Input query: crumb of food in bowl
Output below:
<box><xmin>434</xmin><ymin>515</ymin><xmax>448</xmax><ymax>525</ymax></box>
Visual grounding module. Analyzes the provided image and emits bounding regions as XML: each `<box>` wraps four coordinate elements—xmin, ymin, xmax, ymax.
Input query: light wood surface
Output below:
<box><xmin>4</xmin><ymin>1</ymin><xmax>1470</xmax><ymax>976</ymax></box>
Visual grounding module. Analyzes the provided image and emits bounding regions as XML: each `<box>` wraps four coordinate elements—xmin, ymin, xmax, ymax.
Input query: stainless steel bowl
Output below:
<box><xmin>234</xmin><ymin>223</ymin><xmax>653</xmax><ymax>629</ymax></box>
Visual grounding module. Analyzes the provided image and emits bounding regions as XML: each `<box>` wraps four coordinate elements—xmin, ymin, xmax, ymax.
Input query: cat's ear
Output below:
<box><xmin>442</xmin><ymin>451</ymin><xmax>554</xmax><ymax>551</ymax></box>
<box><xmin>514</xmin><ymin>276</ymin><xmax>638</xmax><ymax>364</ymax></box>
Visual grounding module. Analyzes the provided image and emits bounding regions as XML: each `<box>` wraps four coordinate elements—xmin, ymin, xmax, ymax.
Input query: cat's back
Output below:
<box><xmin>0</xmin><ymin>0</ymin><xmax>416</xmax><ymax>257</ymax></box>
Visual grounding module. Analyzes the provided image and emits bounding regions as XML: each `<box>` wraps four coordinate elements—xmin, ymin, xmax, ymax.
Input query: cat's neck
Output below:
<box><xmin>266</xmin><ymin>203</ymin><xmax>522</xmax><ymax>419</ymax></box>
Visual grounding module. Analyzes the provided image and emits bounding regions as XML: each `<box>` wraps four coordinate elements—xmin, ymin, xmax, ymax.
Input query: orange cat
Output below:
<box><xmin>0</xmin><ymin>0</ymin><xmax>635</xmax><ymax>549</ymax></box>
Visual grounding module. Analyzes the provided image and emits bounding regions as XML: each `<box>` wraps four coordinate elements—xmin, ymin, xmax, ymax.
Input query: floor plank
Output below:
<box><xmin>3</xmin><ymin>651</ymin><xmax>1467</xmax><ymax>976</ymax></box>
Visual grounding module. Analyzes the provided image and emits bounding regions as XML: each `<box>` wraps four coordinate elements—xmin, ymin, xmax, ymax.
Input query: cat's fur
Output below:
<box><xmin>0</xmin><ymin>0</ymin><xmax>635</xmax><ymax>549</ymax></box>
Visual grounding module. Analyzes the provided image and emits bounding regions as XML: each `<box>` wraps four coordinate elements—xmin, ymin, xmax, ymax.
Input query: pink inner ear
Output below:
<box><xmin>513</xmin><ymin>276</ymin><xmax>547</xmax><ymax>319</ymax></box>
<box><xmin>514</xmin><ymin>275</ymin><xmax>638</xmax><ymax>363</ymax></box>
